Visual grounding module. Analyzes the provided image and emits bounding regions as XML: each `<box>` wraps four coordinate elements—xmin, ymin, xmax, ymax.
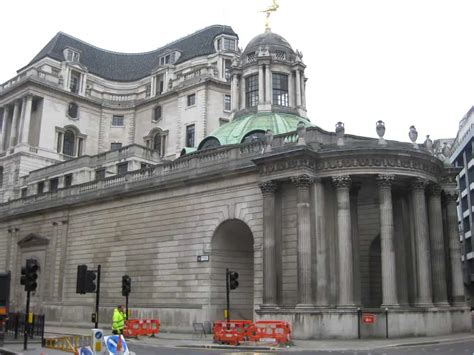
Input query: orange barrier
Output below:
<box><xmin>124</xmin><ymin>319</ymin><xmax>160</xmax><ymax>338</ymax></box>
<box><xmin>247</xmin><ymin>320</ymin><xmax>291</xmax><ymax>344</ymax></box>
<box><xmin>213</xmin><ymin>320</ymin><xmax>253</xmax><ymax>345</ymax></box>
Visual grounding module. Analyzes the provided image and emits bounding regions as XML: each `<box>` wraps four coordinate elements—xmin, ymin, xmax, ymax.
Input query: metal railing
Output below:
<box><xmin>4</xmin><ymin>313</ymin><xmax>45</xmax><ymax>342</ymax></box>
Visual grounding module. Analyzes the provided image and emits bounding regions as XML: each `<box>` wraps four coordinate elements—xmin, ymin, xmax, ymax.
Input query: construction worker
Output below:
<box><xmin>112</xmin><ymin>305</ymin><xmax>126</xmax><ymax>335</ymax></box>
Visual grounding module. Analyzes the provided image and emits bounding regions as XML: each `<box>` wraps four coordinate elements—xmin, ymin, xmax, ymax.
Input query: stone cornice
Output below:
<box><xmin>18</xmin><ymin>233</ymin><xmax>49</xmax><ymax>248</ymax></box>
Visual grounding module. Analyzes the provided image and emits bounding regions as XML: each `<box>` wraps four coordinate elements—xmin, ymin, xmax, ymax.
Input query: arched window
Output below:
<box><xmin>145</xmin><ymin>129</ymin><xmax>167</xmax><ymax>157</ymax></box>
<box><xmin>63</xmin><ymin>130</ymin><xmax>75</xmax><ymax>156</ymax></box>
<box><xmin>153</xmin><ymin>132</ymin><xmax>162</xmax><ymax>152</ymax></box>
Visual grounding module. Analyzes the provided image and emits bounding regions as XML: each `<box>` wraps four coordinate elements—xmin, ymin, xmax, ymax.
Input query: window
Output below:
<box><xmin>64</xmin><ymin>174</ymin><xmax>73</xmax><ymax>188</ymax></box>
<box><xmin>112</xmin><ymin>115</ymin><xmax>124</xmax><ymax>126</ymax></box>
<box><xmin>37</xmin><ymin>181</ymin><xmax>44</xmax><ymax>194</ymax></box>
<box><xmin>69</xmin><ymin>71</ymin><xmax>81</xmax><ymax>94</ymax></box>
<box><xmin>21</xmin><ymin>188</ymin><xmax>27</xmax><ymax>198</ymax></box>
<box><xmin>272</xmin><ymin>73</ymin><xmax>289</xmax><ymax>106</ymax></box>
<box><xmin>117</xmin><ymin>162</ymin><xmax>128</xmax><ymax>176</ymax></box>
<box><xmin>95</xmin><ymin>168</ymin><xmax>105</xmax><ymax>181</ymax></box>
<box><xmin>50</xmin><ymin>178</ymin><xmax>59</xmax><ymax>193</ymax></box>
<box><xmin>159</xmin><ymin>52</ymin><xmax>175</xmax><ymax>65</ymax></box>
<box><xmin>223</xmin><ymin>59</ymin><xmax>232</xmax><ymax>80</ymax></box>
<box><xmin>245</xmin><ymin>75</ymin><xmax>259</xmax><ymax>108</ymax></box>
<box><xmin>146</xmin><ymin>130</ymin><xmax>166</xmax><ymax>156</ymax></box>
<box><xmin>187</xmin><ymin>94</ymin><xmax>196</xmax><ymax>107</ymax></box>
<box><xmin>111</xmin><ymin>142</ymin><xmax>122</xmax><ymax>151</ymax></box>
<box><xmin>63</xmin><ymin>130</ymin><xmax>75</xmax><ymax>156</ymax></box>
<box><xmin>66</xmin><ymin>49</ymin><xmax>80</xmax><ymax>62</ymax></box>
<box><xmin>223</xmin><ymin>38</ymin><xmax>236</xmax><ymax>51</ymax></box>
<box><xmin>224</xmin><ymin>95</ymin><xmax>231</xmax><ymax>111</ymax></box>
<box><xmin>67</xmin><ymin>102</ymin><xmax>78</xmax><ymax>118</ymax></box>
<box><xmin>156</xmin><ymin>74</ymin><xmax>165</xmax><ymax>95</ymax></box>
<box><xmin>186</xmin><ymin>124</ymin><xmax>195</xmax><ymax>147</ymax></box>
<box><xmin>153</xmin><ymin>106</ymin><xmax>162</xmax><ymax>122</ymax></box>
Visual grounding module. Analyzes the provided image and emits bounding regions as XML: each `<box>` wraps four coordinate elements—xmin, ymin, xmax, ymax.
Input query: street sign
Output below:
<box><xmin>104</xmin><ymin>335</ymin><xmax>129</xmax><ymax>355</ymax></box>
<box><xmin>362</xmin><ymin>313</ymin><xmax>376</xmax><ymax>324</ymax></box>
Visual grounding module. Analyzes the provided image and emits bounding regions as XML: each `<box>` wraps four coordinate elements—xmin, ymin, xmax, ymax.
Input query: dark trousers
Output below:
<box><xmin>112</xmin><ymin>329</ymin><xmax>123</xmax><ymax>335</ymax></box>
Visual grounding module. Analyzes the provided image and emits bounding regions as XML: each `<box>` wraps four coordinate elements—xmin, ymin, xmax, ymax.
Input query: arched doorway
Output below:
<box><xmin>369</xmin><ymin>235</ymin><xmax>382</xmax><ymax>307</ymax></box>
<box><xmin>209</xmin><ymin>219</ymin><xmax>254</xmax><ymax>321</ymax></box>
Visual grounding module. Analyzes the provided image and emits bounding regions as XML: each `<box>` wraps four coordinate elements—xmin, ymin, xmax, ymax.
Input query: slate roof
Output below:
<box><xmin>21</xmin><ymin>25</ymin><xmax>237</xmax><ymax>82</ymax></box>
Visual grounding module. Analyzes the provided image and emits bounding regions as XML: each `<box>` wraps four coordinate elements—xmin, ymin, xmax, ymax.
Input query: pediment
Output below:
<box><xmin>18</xmin><ymin>233</ymin><xmax>49</xmax><ymax>248</ymax></box>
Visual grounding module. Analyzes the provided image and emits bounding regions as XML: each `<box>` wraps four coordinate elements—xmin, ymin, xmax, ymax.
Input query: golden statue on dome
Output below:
<box><xmin>261</xmin><ymin>0</ymin><xmax>279</xmax><ymax>31</ymax></box>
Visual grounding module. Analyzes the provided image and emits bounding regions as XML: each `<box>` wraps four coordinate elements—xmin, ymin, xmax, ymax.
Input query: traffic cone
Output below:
<box><xmin>116</xmin><ymin>334</ymin><xmax>122</xmax><ymax>352</ymax></box>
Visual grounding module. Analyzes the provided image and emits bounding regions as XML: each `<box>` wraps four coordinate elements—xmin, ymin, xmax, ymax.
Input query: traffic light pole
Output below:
<box><xmin>24</xmin><ymin>290</ymin><xmax>30</xmax><ymax>351</ymax></box>
<box><xmin>94</xmin><ymin>265</ymin><xmax>101</xmax><ymax>329</ymax></box>
<box><xmin>125</xmin><ymin>295</ymin><xmax>129</xmax><ymax>320</ymax></box>
<box><xmin>225</xmin><ymin>268</ymin><xmax>230</xmax><ymax>322</ymax></box>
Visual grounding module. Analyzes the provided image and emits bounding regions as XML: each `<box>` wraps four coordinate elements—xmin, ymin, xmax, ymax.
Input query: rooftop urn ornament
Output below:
<box><xmin>376</xmin><ymin>120</ymin><xmax>387</xmax><ymax>145</ymax></box>
<box><xmin>297</xmin><ymin>121</ymin><xmax>306</xmax><ymax>146</ymax></box>
<box><xmin>261</xmin><ymin>0</ymin><xmax>279</xmax><ymax>31</ymax></box>
<box><xmin>442</xmin><ymin>142</ymin><xmax>451</xmax><ymax>158</ymax></box>
<box><xmin>409</xmin><ymin>125</ymin><xmax>418</xmax><ymax>148</ymax></box>
<box><xmin>264</xmin><ymin>129</ymin><xmax>274</xmax><ymax>153</ymax></box>
<box><xmin>335</xmin><ymin>121</ymin><xmax>345</xmax><ymax>146</ymax></box>
<box><xmin>424</xmin><ymin>135</ymin><xmax>433</xmax><ymax>153</ymax></box>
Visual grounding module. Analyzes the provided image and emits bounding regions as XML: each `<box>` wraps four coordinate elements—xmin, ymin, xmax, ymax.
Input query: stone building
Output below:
<box><xmin>0</xmin><ymin>26</ymin><xmax>470</xmax><ymax>339</ymax></box>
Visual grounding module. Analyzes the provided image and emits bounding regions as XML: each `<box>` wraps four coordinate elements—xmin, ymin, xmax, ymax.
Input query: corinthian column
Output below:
<box><xmin>259</xmin><ymin>180</ymin><xmax>278</xmax><ymax>306</ymax></box>
<box><xmin>411</xmin><ymin>178</ymin><xmax>433</xmax><ymax>307</ymax></box>
<box><xmin>292</xmin><ymin>174</ymin><xmax>314</xmax><ymax>307</ymax></box>
<box><xmin>0</xmin><ymin>106</ymin><xmax>9</xmax><ymax>151</ymax></box>
<box><xmin>377</xmin><ymin>174</ymin><xmax>399</xmax><ymax>307</ymax></box>
<box><xmin>20</xmin><ymin>95</ymin><xmax>33</xmax><ymax>144</ymax></box>
<box><xmin>265</xmin><ymin>65</ymin><xmax>272</xmax><ymax>104</ymax></box>
<box><xmin>9</xmin><ymin>100</ymin><xmax>20</xmax><ymax>147</ymax></box>
<box><xmin>313</xmin><ymin>178</ymin><xmax>329</xmax><ymax>306</ymax></box>
<box><xmin>231</xmin><ymin>74</ymin><xmax>239</xmax><ymax>111</ymax></box>
<box><xmin>332</xmin><ymin>175</ymin><xmax>354</xmax><ymax>307</ymax></box>
<box><xmin>444</xmin><ymin>190</ymin><xmax>465</xmax><ymax>305</ymax></box>
<box><xmin>258</xmin><ymin>65</ymin><xmax>265</xmax><ymax>105</ymax></box>
<box><xmin>428</xmin><ymin>184</ymin><xmax>449</xmax><ymax>306</ymax></box>
<box><xmin>295</xmin><ymin>70</ymin><xmax>302</xmax><ymax>107</ymax></box>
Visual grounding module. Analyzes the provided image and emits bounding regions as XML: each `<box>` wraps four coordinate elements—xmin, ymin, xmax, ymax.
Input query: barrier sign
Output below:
<box><xmin>362</xmin><ymin>313</ymin><xmax>376</xmax><ymax>324</ymax></box>
<box><xmin>78</xmin><ymin>346</ymin><xmax>93</xmax><ymax>355</ymax></box>
<box><xmin>104</xmin><ymin>335</ymin><xmax>129</xmax><ymax>355</ymax></box>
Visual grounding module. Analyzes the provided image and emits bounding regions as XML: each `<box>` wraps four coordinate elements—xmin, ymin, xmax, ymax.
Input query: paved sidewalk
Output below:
<box><xmin>2</xmin><ymin>325</ymin><xmax>474</xmax><ymax>354</ymax></box>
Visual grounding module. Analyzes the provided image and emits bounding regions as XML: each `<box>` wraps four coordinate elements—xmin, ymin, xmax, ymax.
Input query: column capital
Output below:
<box><xmin>427</xmin><ymin>184</ymin><xmax>442</xmax><ymax>196</ymax></box>
<box><xmin>259</xmin><ymin>180</ymin><xmax>278</xmax><ymax>195</ymax></box>
<box><xmin>444</xmin><ymin>189</ymin><xmax>458</xmax><ymax>202</ymax></box>
<box><xmin>376</xmin><ymin>174</ymin><xmax>395</xmax><ymax>188</ymax></box>
<box><xmin>291</xmin><ymin>174</ymin><xmax>314</xmax><ymax>189</ymax></box>
<box><xmin>332</xmin><ymin>175</ymin><xmax>351</xmax><ymax>189</ymax></box>
<box><xmin>410</xmin><ymin>178</ymin><xmax>428</xmax><ymax>191</ymax></box>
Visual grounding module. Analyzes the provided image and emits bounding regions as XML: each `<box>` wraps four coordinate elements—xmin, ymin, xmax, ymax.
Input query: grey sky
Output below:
<box><xmin>2</xmin><ymin>0</ymin><xmax>473</xmax><ymax>142</ymax></box>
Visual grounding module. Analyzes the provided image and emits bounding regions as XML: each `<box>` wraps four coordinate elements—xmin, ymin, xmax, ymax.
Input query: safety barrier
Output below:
<box><xmin>212</xmin><ymin>320</ymin><xmax>291</xmax><ymax>346</ymax></box>
<box><xmin>212</xmin><ymin>320</ymin><xmax>253</xmax><ymax>345</ymax></box>
<box><xmin>123</xmin><ymin>318</ymin><xmax>160</xmax><ymax>338</ymax></box>
<box><xmin>44</xmin><ymin>335</ymin><xmax>91</xmax><ymax>354</ymax></box>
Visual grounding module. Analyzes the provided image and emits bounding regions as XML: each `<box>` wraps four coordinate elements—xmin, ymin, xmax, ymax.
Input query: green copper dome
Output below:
<box><xmin>198</xmin><ymin>112</ymin><xmax>315</xmax><ymax>150</ymax></box>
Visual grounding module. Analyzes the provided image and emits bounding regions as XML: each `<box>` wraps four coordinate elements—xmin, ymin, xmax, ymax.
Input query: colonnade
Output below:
<box><xmin>0</xmin><ymin>94</ymin><xmax>34</xmax><ymax>151</ymax></box>
<box><xmin>259</xmin><ymin>174</ymin><xmax>465</xmax><ymax>309</ymax></box>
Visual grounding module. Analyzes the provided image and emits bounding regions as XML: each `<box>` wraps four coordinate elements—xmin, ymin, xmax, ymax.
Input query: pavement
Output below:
<box><xmin>1</xmin><ymin>325</ymin><xmax>474</xmax><ymax>354</ymax></box>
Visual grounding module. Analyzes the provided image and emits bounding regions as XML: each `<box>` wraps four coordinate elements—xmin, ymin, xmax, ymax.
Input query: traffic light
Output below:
<box><xmin>228</xmin><ymin>270</ymin><xmax>239</xmax><ymax>290</ymax></box>
<box><xmin>122</xmin><ymin>275</ymin><xmax>131</xmax><ymax>297</ymax></box>
<box><xmin>85</xmin><ymin>270</ymin><xmax>97</xmax><ymax>293</ymax></box>
<box><xmin>20</xmin><ymin>259</ymin><xmax>39</xmax><ymax>292</ymax></box>
<box><xmin>76</xmin><ymin>265</ymin><xmax>87</xmax><ymax>294</ymax></box>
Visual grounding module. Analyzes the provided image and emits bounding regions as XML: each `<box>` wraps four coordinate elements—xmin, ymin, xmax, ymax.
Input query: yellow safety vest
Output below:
<box><xmin>112</xmin><ymin>308</ymin><xmax>125</xmax><ymax>331</ymax></box>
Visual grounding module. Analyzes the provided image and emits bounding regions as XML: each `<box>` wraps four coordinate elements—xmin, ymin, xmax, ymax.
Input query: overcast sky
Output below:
<box><xmin>2</xmin><ymin>0</ymin><xmax>474</xmax><ymax>142</ymax></box>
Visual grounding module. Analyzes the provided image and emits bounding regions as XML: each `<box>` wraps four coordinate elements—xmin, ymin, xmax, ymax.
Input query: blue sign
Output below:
<box><xmin>104</xmin><ymin>335</ymin><xmax>128</xmax><ymax>354</ymax></box>
<box><xmin>95</xmin><ymin>331</ymin><xmax>103</xmax><ymax>339</ymax></box>
<box><xmin>78</xmin><ymin>347</ymin><xmax>93</xmax><ymax>355</ymax></box>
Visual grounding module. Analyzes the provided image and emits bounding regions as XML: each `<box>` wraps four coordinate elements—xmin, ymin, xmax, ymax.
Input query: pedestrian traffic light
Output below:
<box><xmin>228</xmin><ymin>270</ymin><xmax>239</xmax><ymax>290</ymax></box>
<box><xmin>76</xmin><ymin>264</ymin><xmax>88</xmax><ymax>294</ymax></box>
<box><xmin>122</xmin><ymin>275</ymin><xmax>131</xmax><ymax>297</ymax></box>
<box><xmin>85</xmin><ymin>270</ymin><xmax>97</xmax><ymax>293</ymax></box>
<box><xmin>20</xmin><ymin>259</ymin><xmax>39</xmax><ymax>292</ymax></box>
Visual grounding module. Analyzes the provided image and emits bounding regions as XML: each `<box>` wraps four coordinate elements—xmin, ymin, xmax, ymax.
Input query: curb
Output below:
<box><xmin>0</xmin><ymin>347</ymin><xmax>22</xmax><ymax>355</ymax></box>
<box><xmin>177</xmin><ymin>344</ymin><xmax>279</xmax><ymax>350</ymax></box>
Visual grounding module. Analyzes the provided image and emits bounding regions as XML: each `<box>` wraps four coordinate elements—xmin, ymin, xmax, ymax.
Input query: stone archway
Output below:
<box><xmin>209</xmin><ymin>219</ymin><xmax>254</xmax><ymax>321</ymax></box>
<box><xmin>369</xmin><ymin>235</ymin><xmax>382</xmax><ymax>307</ymax></box>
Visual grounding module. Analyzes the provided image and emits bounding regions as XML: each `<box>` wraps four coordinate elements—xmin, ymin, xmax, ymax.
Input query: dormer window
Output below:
<box><xmin>215</xmin><ymin>36</ymin><xmax>238</xmax><ymax>52</ymax></box>
<box><xmin>159</xmin><ymin>52</ymin><xmax>176</xmax><ymax>66</ymax></box>
<box><xmin>65</xmin><ymin>48</ymin><xmax>80</xmax><ymax>62</ymax></box>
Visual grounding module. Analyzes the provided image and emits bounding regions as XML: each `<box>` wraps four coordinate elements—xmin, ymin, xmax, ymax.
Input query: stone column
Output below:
<box><xmin>377</xmin><ymin>174</ymin><xmax>399</xmax><ymax>307</ymax></box>
<box><xmin>350</xmin><ymin>183</ymin><xmax>361</xmax><ymax>306</ymax></box>
<box><xmin>411</xmin><ymin>178</ymin><xmax>433</xmax><ymax>306</ymax></box>
<box><xmin>427</xmin><ymin>184</ymin><xmax>449</xmax><ymax>306</ymax></box>
<box><xmin>259</xmin><ymin>180</ymin><xmax>278</xmax><ymax>306</ymax></box>
<box><xmin>444</xmin><ymin>190</ymin><xmax>465</xmax><ymax>305</ymax></box>
<box><xmin>301</xmin><ymin>75</ymin><xmax>306</xmax><ymax>108</ymax></box>
<box><xmin>265</xmin><ymin>65</ymin><xmax>272</xmax><ymax>104</ymax></box>
<box><xmin>240</xmin><ymin>75</ymin><xmax>246</xmax><ymax>110</ymax></box>
<box><xmin>0</xmin><ymin>105</ymin><xmax>9</xmax><ymax>151</ymax></box>
<box><xmin>258</xmin><ymin>65</ymin><xmax>265</xmax><ymax>105</ymax></box>
<box><xmin>20</xmin><ymin>95</ymin><xmax>33</xmax><ymax>144</ymax></box>
<box><xmin>9</xmin><ymin>100</ymin><xmax>20</xmax><ymax>147</ymax></box>
<box><xmin>231</xmin><ymin>74</ymin><xmax>239</xmax><ymax>111</ymax></box>
<box><xmin>332</xmin><ymin>175</ymin><xmax>354</xmax><ymax>307</ymax></box>
<box><xmin>57</xmin><ymin>221</ymin><xmax>69</xmax><ymax>301</ymax></box>
<box><xmin>295</xmin><ymin>70</ymin><xmax>302</xmax><ymax>107</ymax></box>
<box><xmin>313</xmin><ymin>178</ymin><xmax>329</xmax><ymax>306</ymax></box>
<box><xmin>288</xmin><ymin>72</ymin><xmax>295</xmax><ymax>107</ymax></box>
<box><xmin>292</xmin><ymin>174</ymin><xmax>314</xmax><ymax>307</ymax></box>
